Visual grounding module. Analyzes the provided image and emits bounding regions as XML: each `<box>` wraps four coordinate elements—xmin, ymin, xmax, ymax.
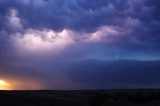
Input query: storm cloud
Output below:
<box><xmin>0</xmin><ymin>0</ymin><xmax>160</xmax><ymax>89</ymax></box>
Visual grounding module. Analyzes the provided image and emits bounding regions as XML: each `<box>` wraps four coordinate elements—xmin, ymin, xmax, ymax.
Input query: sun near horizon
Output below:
<box><xmin>0</xmin><ymin>80</ymin><xmax>12</xmax><ymax>90</ymax></box>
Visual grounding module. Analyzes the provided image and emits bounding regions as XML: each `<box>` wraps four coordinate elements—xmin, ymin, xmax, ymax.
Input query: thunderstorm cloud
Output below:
<box><xmin>0</xmin><ymin>0</ymin><xmax>160</xmax><ymax>89</ymax></box>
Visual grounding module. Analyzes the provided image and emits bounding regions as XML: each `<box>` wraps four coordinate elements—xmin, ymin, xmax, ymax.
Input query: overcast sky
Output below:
<box><xmin>0</xmin><ymin>0</ymin><xmax>160</xmax><ymax>90</ymax></box>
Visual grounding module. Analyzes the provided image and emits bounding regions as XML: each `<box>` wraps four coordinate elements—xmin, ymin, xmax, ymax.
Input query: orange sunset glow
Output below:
<box><xmin>0</xmin><ymin>74</ymin><xmax>45</xmax><ymax>90</ymax></box>
<box><xmin>0</xmin><ymin>80</ymin><xmax>11</xmax><ymax>90</ymax></box>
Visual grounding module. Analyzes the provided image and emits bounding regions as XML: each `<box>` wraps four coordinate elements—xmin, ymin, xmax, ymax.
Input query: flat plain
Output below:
<box><xmin>0</xmin><ymin>89</ymin><xmax>160</xmax><ymax>106</ymax></box>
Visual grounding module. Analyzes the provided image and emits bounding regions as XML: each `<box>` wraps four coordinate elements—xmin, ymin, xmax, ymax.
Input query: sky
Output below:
<box><xmin>0</xmin><ymin>0</ymin><xmax>160</xmax><ymax>90</ymax></box>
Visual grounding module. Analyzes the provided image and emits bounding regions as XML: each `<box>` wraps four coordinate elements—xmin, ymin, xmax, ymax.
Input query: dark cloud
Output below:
<box><xmin>0</xmin><ymin>0</ymin><xmax>159</xmax><ymax>48</ymax></box>
<box><xmin>69</xmin><ymin>60</ymin><xmax>160</xmax><ymax>89</ymax></box>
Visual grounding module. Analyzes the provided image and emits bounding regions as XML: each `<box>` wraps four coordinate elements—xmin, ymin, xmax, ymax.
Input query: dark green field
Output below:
<box><xmin>1</xmin><ymin>89</ymin><xmax>160</xmax><ymax>106</ymax></box>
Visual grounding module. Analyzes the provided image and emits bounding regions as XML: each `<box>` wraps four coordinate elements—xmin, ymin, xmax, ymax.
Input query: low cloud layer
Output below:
<box><xmin>69</xmin><ymin>60</ymin><xmax>160</xmax><ymax>89</ymax></box>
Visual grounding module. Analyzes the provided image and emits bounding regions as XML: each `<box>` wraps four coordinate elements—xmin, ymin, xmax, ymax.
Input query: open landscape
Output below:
<box><xmin>0</xmin><ymin>0</ymin><xmax>160</xmax><ymax>106</ymax></box>
<box><xmin>1</xmin><ymin>89</ymin><xmax>160</xmax><ymax>106</ymax></box>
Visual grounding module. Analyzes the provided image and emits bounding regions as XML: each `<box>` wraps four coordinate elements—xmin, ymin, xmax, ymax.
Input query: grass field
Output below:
<box><xmin>1</xmin><ymin>89</ymin><xmax>160</xmax><ymax>106</ymax></box>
